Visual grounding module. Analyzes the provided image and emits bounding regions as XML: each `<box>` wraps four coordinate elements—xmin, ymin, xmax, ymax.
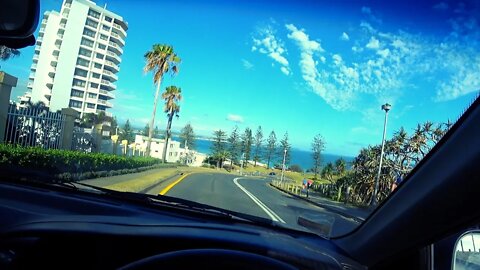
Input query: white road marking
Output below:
<box><xmin>233</xmin><ymin>178</ymin><xmax>286</xmax><ymax>223</ymax></box>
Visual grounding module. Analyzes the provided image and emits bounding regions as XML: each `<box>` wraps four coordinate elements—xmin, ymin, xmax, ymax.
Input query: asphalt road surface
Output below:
<box><xmin>165</xmin><ymin>173</ymin><xmax>360</xmax><ymax>237</ymax></box>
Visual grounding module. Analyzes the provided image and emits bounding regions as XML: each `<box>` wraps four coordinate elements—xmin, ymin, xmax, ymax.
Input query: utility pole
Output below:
<box><xmin>240</xmin><ymin>152</ymin><xmax>245</xmax><ymax>176</ymax></box>
<box><xmin>371</xmin><ymin>103</ymin><xmax>391</xmax><ymax>207</ymax></box>
<box><xmin>280</xmin><ymin>148</ymin><xmax>287</xmax><ymax>183</ymax></box>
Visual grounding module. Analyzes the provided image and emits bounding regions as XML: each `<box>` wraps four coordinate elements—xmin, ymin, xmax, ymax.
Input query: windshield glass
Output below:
<box><xmin>1</xmin><ymin>0</ymin><xmax>478</xmax><ymax>238</ymax></box>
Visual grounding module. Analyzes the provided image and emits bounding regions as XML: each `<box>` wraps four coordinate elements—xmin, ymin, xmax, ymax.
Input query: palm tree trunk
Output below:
<box><xmin>146</xmin><ymin>78</ymin><xmax>162</xmax><ymax>157</ymax></box>
<box><xmin>162</xmin><ymin>110</ymin><xmax>174</xmax><ymax>162</ymax></box>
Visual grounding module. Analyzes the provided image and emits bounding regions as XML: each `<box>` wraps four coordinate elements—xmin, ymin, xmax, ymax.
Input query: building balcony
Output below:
<box><xmin>108</xmin><ymin>41</ymin><xmax>123</xmax><ymax>55</ymax></box>
<box><xmin>30</xmin><ymin>64</ymin><xmax>37</xmax><ymax>70</ymax></box>
<box><xmin>103</xmin><ymin>70</ymin><xmax>118</xmax><ymax>81</ymax></box>
<box><xmin>110</xmin><ymin>32</ymin><xmax>125</xmax><ymax>46</ymax></box>
<box><xmin>99</xmin><ymin>89</ymin><xmax>115</xmax><ymax>99</ymax></box>
<box><xmin>101</xmin><ymin>79</ymin><xmax>117</xmax><ymax>90</ymax></box>
<box><xmin>104</xmin><ymin>60</ymin><xmax>119</xmax><ymax>72</ymax></box>
<box><xmin>106</xmin><ymin>51</ymin><xmax>121</xmax><ymax>64</ymax></box>
<box><xmin>96</xmin><ymin>109</ymin><xmax>112</xmax><ymax>117</ymax></box>
<box><xmin>97</xmin><ymin>99</ymin><xmax>113</xmax><ymax>108</ymax></box>
<box><xmin>113</xmin><ymin>23</ymin><xmax>127</xmax><ymax>35</ymax></box>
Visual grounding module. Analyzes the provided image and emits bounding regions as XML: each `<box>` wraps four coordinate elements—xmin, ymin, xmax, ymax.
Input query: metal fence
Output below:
<box><xmin>4</xmin><ymin>104</ymin><xmax>65</xmax><ymax>149</ymax></box>
<box><xmin>71</xmin><ymin>127</ymin><xmax>98</xmax><ymax>153</ymax></box>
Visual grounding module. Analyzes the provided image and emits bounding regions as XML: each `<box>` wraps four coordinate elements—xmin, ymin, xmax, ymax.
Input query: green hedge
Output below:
<box><xmin>0</xmin><ymin>144</ymin><xmax>165</xmax><ymax>181</ymax></box>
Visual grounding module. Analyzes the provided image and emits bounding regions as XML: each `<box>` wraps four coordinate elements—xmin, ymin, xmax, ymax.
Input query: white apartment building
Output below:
<box><xmin>28</xmin><ymin>0</ymin><xmax>127</xmax><ymax>117</ymax></box>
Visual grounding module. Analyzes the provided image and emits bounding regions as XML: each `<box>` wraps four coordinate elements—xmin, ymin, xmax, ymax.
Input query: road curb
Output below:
<box><xmin>138</xmin><ymin>173</ymin><xmax>181</xmax><ymax>194</ymax></box>
<box><xmin>269</xmin><ymin>183</ymin><xmax>365</xmax><ymax>223</ymax></box>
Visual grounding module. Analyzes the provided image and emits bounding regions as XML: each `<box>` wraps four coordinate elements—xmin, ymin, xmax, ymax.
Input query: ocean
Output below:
<box><xmin>181</xmin><ymin>137</ymin><xmax>353</xmax><ymax>170</ymax></box>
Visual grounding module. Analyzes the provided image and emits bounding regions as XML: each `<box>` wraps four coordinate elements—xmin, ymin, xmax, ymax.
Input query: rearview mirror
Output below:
<box><xmin>0</xmin><ymin>0</ymin><xmax>40</xmax><ymax>48</ymax></box>
<box><xmin>453</xmin><ymin>231</ymin><xmax>480</xmax><ymax>270</ymax></box>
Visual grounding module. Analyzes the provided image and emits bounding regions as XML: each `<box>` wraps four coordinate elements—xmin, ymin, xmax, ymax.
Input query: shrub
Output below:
<box><xmin>0</xmin><ymin>144</ymin><xmax>164</xmax><ymax>182</ymax></box>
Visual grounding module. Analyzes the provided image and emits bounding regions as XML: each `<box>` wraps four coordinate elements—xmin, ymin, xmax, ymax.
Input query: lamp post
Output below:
<box><xmin>280</xmin><ymin>148</ymin><xmax>287</xmax><ymax>184</ymax></box>
<box><xmin>371</xmin><ymin>103</ymin><xmax>391</xmax><ymax>207</ymax></box>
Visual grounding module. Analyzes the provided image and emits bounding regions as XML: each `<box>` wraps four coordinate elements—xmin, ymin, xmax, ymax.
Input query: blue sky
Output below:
<box><xmin>2</xmin><ymin>0</ymin><xmax>479</xmax><ymax>156</ymax></box>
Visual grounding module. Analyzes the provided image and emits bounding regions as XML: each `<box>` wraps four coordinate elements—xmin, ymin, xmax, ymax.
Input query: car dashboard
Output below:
<box><xmin>0</xmin><ymin>182</ymin><xmax>365</xmax><ymax>270</ymax></box>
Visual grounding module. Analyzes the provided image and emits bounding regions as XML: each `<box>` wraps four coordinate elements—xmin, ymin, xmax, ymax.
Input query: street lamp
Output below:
<box><xmin>371</xmin><ymin>103</ymin><xmax>391</xmax><ymax>207</ymax></box>
<box><xmin>280</xmin><ymin>148</ymin><xmax>287</xmax><ymax>184</ymax></box>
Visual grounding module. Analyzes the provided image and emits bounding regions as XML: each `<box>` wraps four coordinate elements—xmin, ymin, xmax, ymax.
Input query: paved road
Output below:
<box><xmin>165</xmin><ymin>173</ymin><xmax>360</xmax><ymax>237</ymax></box>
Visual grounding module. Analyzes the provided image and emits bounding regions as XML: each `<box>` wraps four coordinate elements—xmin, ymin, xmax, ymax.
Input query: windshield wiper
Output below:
<box><xmin>62</xmin><ymin>181</ymin><xmax>274</xmax><ymax>226</ymax></box>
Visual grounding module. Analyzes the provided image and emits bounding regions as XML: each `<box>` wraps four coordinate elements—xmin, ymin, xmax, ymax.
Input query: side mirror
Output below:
<box><xmin>0</xmin><ymin>0</ymin><xmax>40</xmax><ymax>48</ymax></box>
<box><xmin>453</xmin><ymin>231</ymin><xmax>480</xmax><ymax>269</ymax></box>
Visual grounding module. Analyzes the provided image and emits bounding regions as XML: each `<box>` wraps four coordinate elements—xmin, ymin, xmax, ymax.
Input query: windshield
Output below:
<box><xmin>0</xmin><ymin>0</ymin><xmax>478</xmax><ymax>238</ymax></box>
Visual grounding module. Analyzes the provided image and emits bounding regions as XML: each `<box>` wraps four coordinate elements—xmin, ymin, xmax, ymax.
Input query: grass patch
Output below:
<box><xmin>103</xmin><ymin>166</ymin><xmax>219</xmax><ymax>192</ymax></box>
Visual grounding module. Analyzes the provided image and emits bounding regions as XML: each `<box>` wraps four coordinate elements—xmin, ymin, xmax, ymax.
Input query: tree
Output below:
<box><xmin>143</xmin><ymin>44</ymin><xmax>180</xmax><ymax>157</ymax></box>
<box><xmin>265</xmin><ymin>131</ymin><xmax>277</xmax><ymax>169</ymax></box>
<box><xmin>0</xmin><ymin>46</ymin><xmax>20</xmax><ymax>62</ymax></box>
<box><xmin>311</xmin><ymin>134</ymin><xmax>325</xmax><ymax>180</ymax></box>
<box><xmin>211</xmin><ymin>130</ymin><xmax>227</xmax><ymax>168</ymax></box>
<box><xmin>143</xmin><ymin>124</ymin><xmax>150</xmax><ymax>136</ymax></box>
<box><xmin>111</xmin><ymin>117</ymin><xmax>118</xmax><ymax>135</ymax></box>
<box><xmin>289</xmin><ymin>164</ymin><xmax>303</xmax><ymax>173</ymax></box>
<box><xmin>253</xmin><ymin>126</ymin><xmax>263</xmax><ymax>167</ymax></box>
<box><xmin>334</xmin><ymin>158</ymin><xmax>346</xmax><ymax>176</ymax></box>
<box><xmin>321</xmin><ymin>162</ymin><xmax>335</xmax><ymax>182</ymax></box>
<box><xmin>227</xmin><ymin>125</ymin><xmax>241</xmax><ymax>166</ymax></box>
<box><xmin>120</xmin><ymin>119</ymin><xmax>134</xmax><ymax>143</ymax></box>
<box><xmin>279</xmin><ymin>132</ymin><xmax>291</xmax><ymax>166</ymax></box>
<box><xmin>211</xmin><ymin>129</ymin><xmax>227</xmax><ymax>156</ymax></box>
<box><xmin>180</xmin><ymin>123</ymin><xmax>195</xmax><ymax>149</ymax></box>
<box><xmin>241</xmin><ymin>128</ymin><xmax>253</xmax><ymax>167</ymax></box>
<box><xmin>161</xmin><ymin>85</ymin><xmax>182</xmax><ymax>162</ymax></box>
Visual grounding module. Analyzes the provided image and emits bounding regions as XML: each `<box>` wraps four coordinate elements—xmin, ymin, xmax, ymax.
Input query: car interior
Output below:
<box><xmin>1</xmin><ymin>1</ymin><xmax>479</xmax><ymax>269</ymax></box>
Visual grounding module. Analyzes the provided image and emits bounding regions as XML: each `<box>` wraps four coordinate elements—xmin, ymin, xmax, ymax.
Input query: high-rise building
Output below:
<box><xmin>28</xmin><ymin>0</ymin><xmax>127</xmax><ymax>117</ymax></box>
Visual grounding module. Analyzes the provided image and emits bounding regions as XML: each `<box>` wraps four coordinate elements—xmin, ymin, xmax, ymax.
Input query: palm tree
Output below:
<box><xmin>161</xmin><ymin>85</ymin><xmax>182</xmax><ymax>162</ymax></box>
<box><xmin>0</xmin><ymin>45</ymin><xmax>20</xmax><ymax>61</ymax></box>
<box><xmin>143</xmin><ymin>44</ymin><xmax>181</xmax><ymax>156</ymax></box>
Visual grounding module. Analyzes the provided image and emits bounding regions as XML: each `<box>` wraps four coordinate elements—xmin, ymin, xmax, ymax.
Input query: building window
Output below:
<box><xmin>169</xmin><ymin>152</ymin><xmax>172</xmax><ymax>156</ymax></box>
<box><xmin>96</xmin><ymin>53</ymin><xmax>104</xmax><ymax>60</ymax></box>
<box><xmin>92</xmin><ymin>73</ymin><xmax>100</xmax><ymax>79</ymax></box>
<box><xmin>71</xmin><ymin>89</ymin><xmax>84</xmax><ymax>98</ymax></box>
<box><xmin>98</xmin><ymin>43</ymin><xmax>106</xmax><ymax>50</ymax></box>
<box><xmin>90</xmin><ymin>82</ymin><xmax>99</xmax><ymax>88</ymax></box>
<box><xmin>79</xmin><ymin>48</ymin><xmax>92</xmax><ymax>57</ymax></box>
<box><xmin>87</xmin><ymin>103</ymin><xmax>95</xmax><ymax>109</ymax></box>
<box><xmin>88</xmin><ymin>93</ymin><xmax>97</xmax><ymax>99</ymax></box>
<box><xmin>104</xmin><ymin>16</ymin><xmax>112</xmax><ymax>22</ymax></box>
<box><xmin>76</xmin><ymin>58</ymin><xmax>89</xmax><ymax>67</ymax></box>
<box><xmin>88</xmin><ymin>9</ymin><xmax>100</xmax><ymax>19</ymax></box>
<box><xmin>83</xmin><ymin>28</ymin><xmax>95</xmax><ymax>38</ymax></box>
<box><xmin>80</xmin><ymin>38</ymin><xmax>94</xmax><ymax>48</ymax></box>
<box><xmin>175</xmin><ymin>152</ymin><xmax>178</xmax><ymax>156</ymax></box>
<box><xmin>100</xmin><ymin>34</ymin><xmax>108</xmax><ymax>41</ymax></box>
<box><xmin>94</xmin><ymin>63</ymin><xmax>102</xmax><ymax>69</ymax></box>
<box><xmin>69</xmin><ymin>100</ymin><xmax>82</xmax><ymax>108</ymax></box>
<box><xmin>72</xmin><ymin>79</ymin><xmax>86</xmax><ymax>87</ymax></box>
<box><xmin>85</xmin><ymin>18</ymin><xmax>98</xmax><ymax>28</ymax></box>
<box><xmin>102</xmin><ymin>25</ymin><xmax>110</xmax><ymax>31</ymax></box>
<box><xmin>74</xmin><ymin>68</ymin><xmax>88</xmax><ymax>77</ymax></box>
<box><xmin>170</xmin><ymin>144</ymin><xmax>173</xmax><ymax>148</ymax></box>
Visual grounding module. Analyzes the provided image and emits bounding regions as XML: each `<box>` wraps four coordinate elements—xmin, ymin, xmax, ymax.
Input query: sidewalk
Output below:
<box><xmin>270</xmin><ymin>183</ymin><xmax>370</xmax><ymax>222</ymax></box>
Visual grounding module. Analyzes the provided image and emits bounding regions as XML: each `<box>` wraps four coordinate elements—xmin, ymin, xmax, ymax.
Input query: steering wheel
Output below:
<box><xmin>118</xmin><ymin>249</ymin><xmax>298</xmax><ymax>270</ymax></box>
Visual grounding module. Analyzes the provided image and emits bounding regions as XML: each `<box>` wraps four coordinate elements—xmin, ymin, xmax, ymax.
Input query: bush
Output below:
<box><xmin>289</xmin><ymin>164</ymin><xmax>303</xmax><ymax>173</ymax></box>
<box><xmin>0</xmin><ymin>144</ymin><xmax>164</xmax><ymax>182</ymax></box>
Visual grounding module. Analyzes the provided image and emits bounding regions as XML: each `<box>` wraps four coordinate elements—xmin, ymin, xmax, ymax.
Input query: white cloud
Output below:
<box><xmin>377</xmin><ymin>48</ymin><xmax>390</xmax><ymax>58</ymax></box>
<box><xmin>226</xmin><ymin>114</ymin><xmax>244</xmax><ymax>123</ymax></box>
<box><xmin>340</xmin><ymin>32</ymin><xmax>350</xmax><ymax>41</ymax></box>
<box><xmin>433</xmin><ymin>2</ymin><xmax>449</xmax><ymax>10</ymax></box>
<box><xmin>361</xmin><ymin>6</ymin><xmax>371</xmax><ymax>14</ymax></box>
<box><xmin>280</xmin><ymin>66</ymin><xmax>290</xmax><ymax>75</ymax></box>
<box><xmin>366</xmin><ymin>36</ymin><xmax>380</xmax><ymax>49</ymax></box>
<box><xmin>242</xmin><ymin>59</ymin><xmax>254</xmax><ymax>69</ymax></box>
<box><xmin>252</xmin><ymin>26</ymin><xmax>291</xmax><ymax>75</ymax></box>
